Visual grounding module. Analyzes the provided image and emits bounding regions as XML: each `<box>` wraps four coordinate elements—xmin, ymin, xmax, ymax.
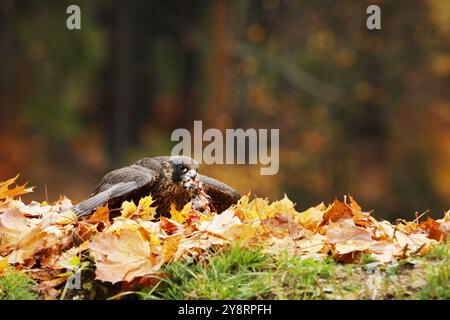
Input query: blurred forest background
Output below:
<box><xmin>0</xmin><ymin>0</ymin><xmax>449</xmax><ymax>219</ymax></box>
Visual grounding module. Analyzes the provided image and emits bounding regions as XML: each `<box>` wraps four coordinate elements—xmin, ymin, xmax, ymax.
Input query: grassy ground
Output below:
<box><xmin>1</xmin><ymin>243</ymin><xmax>449</xmax><ymax>300</ymax></box>
<box><xmin>0</xmin><ymin>269</ymin><xmax>38</xmax><ymax>300</ymax></box>
<box><xmin>138</xmin><ymin>243</ymin><xmax>450</xmax><ymax>300</ymax></box>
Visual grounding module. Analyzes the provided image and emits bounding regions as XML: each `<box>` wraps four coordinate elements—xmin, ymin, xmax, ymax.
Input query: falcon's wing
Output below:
<box><xmin>72</xmin><ymin>165</ymin><xmax>158</xmax><ymax>218</ymax></box>
<box><xmin>197</xmin><ymin>174</ymin><xmax>240</xmax><ymax>213</ymax></box>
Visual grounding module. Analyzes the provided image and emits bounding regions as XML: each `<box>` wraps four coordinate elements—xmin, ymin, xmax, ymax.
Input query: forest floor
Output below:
<box><xmin>1</xmin><ymin>241</ymin><xmax>449</xmax><ymax>300</ymax></box>
<box><xmin>1</xmin><ymin>176</ymin><xmax>449</xmax><ymax>300</ymax></box>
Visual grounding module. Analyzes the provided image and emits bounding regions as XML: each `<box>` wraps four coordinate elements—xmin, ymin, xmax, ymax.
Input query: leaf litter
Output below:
<box><xmin>0</xmin><ymin>176</ymin><xmax>448</xmax><ymax>298</ymax></box>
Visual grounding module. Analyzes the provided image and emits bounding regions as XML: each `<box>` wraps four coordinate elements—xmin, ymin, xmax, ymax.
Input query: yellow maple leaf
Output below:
<box><xmin>161</xmin><ymin>236</ymin><xmax>181</xmax><ymax>263</ymax></box>
<box><xmin>136</xmin><ymin>226</ymin><xmax>160</xmax><ymax>246</ymax></box>
<box><xmin>268</xmin><ymin>194</ymin><xmax>296</xmax><ymax>214</ymax></box>
<box><xmin>138</xmin><ymin>196</ymin><xmax>158</xmax><ymax>220</ymax></box>
<box><xmin>121</xmin><ymin>200</ymin><xmax>137</xmax><ymax>218</ymax></box>
<box><xmin>234</xmin><ymin>195</ymin><xmax>270</xmax><ymax>221</ymax></box>
<box><xmin>234</xmin><ymin>194</ymin><xmax>297</xmax><ymax>222</ymax></box>
<box><xmin>0</xmin><ymin>257</ymin><xmax>8</xmax><ymax>276</ymax></box>
<box><xmin>295</xmin><ymin>204</ymin><xmax>325</xmax><ymax>230</ymax></box>
<box><xmin>170</xmin><ymin>203</ymin><xmax>191</xmax><ymax>224</ymax></box>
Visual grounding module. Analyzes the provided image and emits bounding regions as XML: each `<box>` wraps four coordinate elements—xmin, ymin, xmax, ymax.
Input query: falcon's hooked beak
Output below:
<box><xmin>184</xmin><ymin>169</ymin><xmax>197</xmax><ymax>180</ymax></box>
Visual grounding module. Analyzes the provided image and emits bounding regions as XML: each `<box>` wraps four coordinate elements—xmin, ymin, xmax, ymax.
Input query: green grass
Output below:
<box><xmin>2</xmin><ymin>242</ymin><xmax>448</xmax><ymax>300</ymax></box>
<box><xmin>359</xmin><ymin>253</ymin><xmax>379</xmax><ymax>265</ymax></box>
<box><xmin>136</xmin><ymin>242</ymin><xmax>450</xmax><ymax>300</ymax></box>
<box><xmin>141</xmin><ymin>245</ymin><xmax>273</xmax><ymax>300</ymax></box>
<box><xmin>268</xmin><ymin>253</ymin><xmax>337</xmax><ymax>299</ymax></box>
<box><xmin>140</xmin><ymin>245</ymin><xmax>348</xmax><ymax>300</ymax></box>
<box><xmin>416</xmin><ymin>242</ymin><xmax>450</xmax><ymax>299</ymax></box>
<box><xmin>424</xmin><ymin>242</ymin><xmax>449</xmax><ymax>261</ymax></box>
<box><xmin>0</xmin><ymin>269</ymin><xmax>38</xmax><ymax>300</ymax></box>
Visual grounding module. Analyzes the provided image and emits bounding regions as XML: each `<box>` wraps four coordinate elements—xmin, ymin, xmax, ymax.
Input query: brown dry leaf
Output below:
<box><xmin>335</xmin><ymin>240</ymin><xmax>372</xmax><ymax>255</ymax></box>
<box><xmin>334</xmin><ymin>252</ymin><xmax>362</xmax><ymax>263</ymax></box>
<box><xmin>36</xmin><ymin>276</ymin><xmax>68</xmax><ymax>300</ymax></box>
<box><xmin>29</xmin><ymin>268</ymin><xmax>64</xmax><ymax>282</ymax></box>
<box><xmin>264</xmin><ymin>236</ymin><xmax>297</xmax><ymax>256</ymax></box>
<box><xmin>375</xmin><ymin>220</ymin><xmax>436</xmax><ymax>253</ymax></box>
<box><xmin>369</xmin><ymin>240</ymin><xmax>402</xmax><ymax>263</ymax></box>
<box><xmin>326</xmin><ymin>218</ymin><xmax>374</xmax><ymax>255</ymax></box>
<box><xmin>0</xmin><ymin>209</ymin><xmax>34</xmax><ymax>252</ymax></box>
<box><xmin>7</xmin><ymin>200</ymin><xmax>52</xmax><ymax>217</ymax></box>
<box><xmin>6</xmin><ymin>221</ymin><xmax>74</xmax><ymax>265</ymax></box>
<box><xmin>419</xmin><ymin>217</ymin><xmax>447</xmax><ymax>241</ymax></box>
<box><xmin>89</xmin><ymin>228</ymin><xmax>163</xmax><ymax>283</ymax></box>
<box><xmin>326</xmin><ymin>219</ymin><xmax>373</xmax><ymax>243</ymax></box>
<box><xmin>322</xmin><ymin>200</ymin><xmax>353</xmax><ymax>224</ymax></box>
<box><xmin>435</xmin><ymin>211</ymin><xmax>450</xmax><ymax>235</ymax></box>
<box><xmin>73</xmin><ymin>221</ymin><xmax>99</xmax><ymax>243</ymax></box>
<box><xmin>264</xmin><ymin>232</ymin><xmax>325</xmax><ymax>258</ymax></box>
<box><xmin>294</xmin><ymin>233</ymin><xmax>326</xmax><ymax>255</ymax></box>
<box><xmin>262</xmin><ymin>212</ymin><xmax>297</xmax><ymax>237</ymax></box>
<box><xmin>347</xmin><ymin>196</ymin><xmax>373</xmax><ymax>227</ymax></box>
<box><xmin>199</xmin><ymin>209</ymin><xmax>242</xmax><ymax>236</ymax></box>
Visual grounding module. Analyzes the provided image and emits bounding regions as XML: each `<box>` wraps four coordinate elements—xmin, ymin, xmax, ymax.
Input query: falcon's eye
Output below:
<box><xmin>177</xmin><ymin>165</ymin><xmax>188</xmax><ymax>173</ymax></box>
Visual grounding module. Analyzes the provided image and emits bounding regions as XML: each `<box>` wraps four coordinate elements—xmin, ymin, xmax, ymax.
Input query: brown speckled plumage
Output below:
<box><xmin>71</xmin><ymin>156</ymin><xmax>240</xmax><ymax>218</ymax></box>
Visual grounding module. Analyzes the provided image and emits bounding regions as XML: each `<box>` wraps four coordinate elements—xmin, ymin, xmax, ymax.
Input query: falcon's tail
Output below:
<box><xmin>71</xmin><ymin>181</ymin><xmax>139</xmax><ymax>218</ymax></box>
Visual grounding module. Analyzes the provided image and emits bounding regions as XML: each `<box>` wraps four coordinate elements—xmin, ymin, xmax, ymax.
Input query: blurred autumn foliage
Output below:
<box><xmin>0</xmin><ymin>0</ymin><xmax>449</xmax><ymax>219</ymax></box>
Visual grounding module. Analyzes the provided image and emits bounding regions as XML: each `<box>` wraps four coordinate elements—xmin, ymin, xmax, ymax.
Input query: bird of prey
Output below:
<box><xmin>71</xmin><ymin>156</ymin><xmax>240</xmax><ymax>218</ymax></box>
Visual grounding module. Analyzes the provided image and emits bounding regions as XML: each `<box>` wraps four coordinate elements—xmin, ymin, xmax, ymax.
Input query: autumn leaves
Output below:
<box><xmin>0</xmin><ymin>175</ymin><xmax>449</xmax><ymax>299</ymax></box>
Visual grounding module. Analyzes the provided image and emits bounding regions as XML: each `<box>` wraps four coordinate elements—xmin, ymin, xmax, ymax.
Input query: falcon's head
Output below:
<box><xmin>166</xmin><ymin>156</ymin><xmax>199</xmax><ymax>185</ymax></box>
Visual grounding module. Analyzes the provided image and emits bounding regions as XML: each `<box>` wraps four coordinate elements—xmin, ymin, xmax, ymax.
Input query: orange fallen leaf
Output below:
<box><xmin>159</xmin><ymin>216</ymin><xmax>185</xmax><ymax>236</ymax></box>
<box><xmin>0</xmin><ymin>175</ymin><xmax>34</xmax><ymax>201</ymax></box>
<box><xmin>88</xmin><ymin>205</ymin><xmax>110</xmax><ymax>225</ymax></box>
<box><xmin>419</xmin><ymin>217</ymin><xmax>447</xmax><ymax>241</ymax></box>
<box><xmin>322</xmin><ymin>200</ymin><xmax>353</xmax><ymax>224</ymax></box>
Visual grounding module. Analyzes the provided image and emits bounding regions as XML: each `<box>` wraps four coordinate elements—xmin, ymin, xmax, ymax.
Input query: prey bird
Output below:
<box><xmin>71</xmin><ymin>156</ymin><xmax>240</xmax><ymax>218</ymax></box>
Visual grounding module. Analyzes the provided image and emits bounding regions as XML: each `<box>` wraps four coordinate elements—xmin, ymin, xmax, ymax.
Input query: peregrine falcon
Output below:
<box><xmin>71</xmin><ymin>156</ymin><xmax>240</xmax><ymax>218</ymax></box>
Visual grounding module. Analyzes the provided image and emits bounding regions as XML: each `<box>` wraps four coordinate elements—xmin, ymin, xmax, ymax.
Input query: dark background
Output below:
<box><xmin>0</xmin><ymin>0</ymin><xmax>449</xmax><ymax>220</ymax></box>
